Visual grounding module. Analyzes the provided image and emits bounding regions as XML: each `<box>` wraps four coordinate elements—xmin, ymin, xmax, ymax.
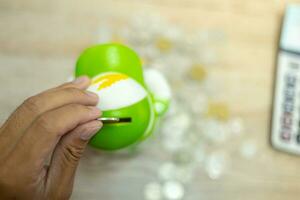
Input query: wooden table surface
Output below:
<box><xmin>1</xmin><ymin>0</ymin><xmax>300</xmax><ymax>199</ymax></box>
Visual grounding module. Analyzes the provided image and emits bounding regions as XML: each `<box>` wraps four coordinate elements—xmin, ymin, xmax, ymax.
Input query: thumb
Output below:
<box><xmin>46</xmin><ymin>120</ymin><xmax>102</xmax><ymax>198</ymax></box>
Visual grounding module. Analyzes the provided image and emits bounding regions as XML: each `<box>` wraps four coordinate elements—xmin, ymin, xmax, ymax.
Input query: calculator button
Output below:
<box><xmin>296</xmin><ymin>134</ymin><xmax>300</xmax><ymax>144</ymax></box>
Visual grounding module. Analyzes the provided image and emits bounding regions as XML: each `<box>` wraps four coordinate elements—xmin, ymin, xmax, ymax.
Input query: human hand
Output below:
<box><xmin>0</xmin><ymin>76</ymin><xmax>102</xmax><ymax>199</ymax></box>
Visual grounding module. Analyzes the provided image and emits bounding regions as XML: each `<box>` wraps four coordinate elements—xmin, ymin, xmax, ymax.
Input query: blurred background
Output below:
<box><xmin>1</xmin><ymin>0</ymin><xmax>300</xmax><ymax>200</ymax></box>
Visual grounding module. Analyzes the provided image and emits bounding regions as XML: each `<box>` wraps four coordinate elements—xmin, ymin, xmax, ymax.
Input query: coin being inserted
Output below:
<box><xmin>97</xmin><ymin>117</ymin><xmax>132</xmax><ymax>124</ymax></box>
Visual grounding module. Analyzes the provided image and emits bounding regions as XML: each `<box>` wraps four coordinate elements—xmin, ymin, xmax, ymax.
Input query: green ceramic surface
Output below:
<box><xmin>76</xmin><ymin>43</ymin><xmax>155</xmax><ymax>150</ymax></box>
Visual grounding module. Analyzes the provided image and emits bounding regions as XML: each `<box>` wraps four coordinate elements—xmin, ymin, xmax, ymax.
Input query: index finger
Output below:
<box><xmin>0</xmin><ymin>76</ymin><xmax>97</xmax><ymax>159</ymax></box>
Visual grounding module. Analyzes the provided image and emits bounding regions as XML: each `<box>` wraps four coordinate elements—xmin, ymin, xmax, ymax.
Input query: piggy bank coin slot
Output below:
<box><xmin>98</xmin><ymin>117</ymin><xmax>132</xmax><ymax>125</ymax></box>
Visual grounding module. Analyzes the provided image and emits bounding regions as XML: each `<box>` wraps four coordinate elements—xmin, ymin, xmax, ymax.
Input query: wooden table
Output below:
<box><xmin>1</xmin><ymin>0</ymin><xmax>300</xmax><ymax>199</ymax></box>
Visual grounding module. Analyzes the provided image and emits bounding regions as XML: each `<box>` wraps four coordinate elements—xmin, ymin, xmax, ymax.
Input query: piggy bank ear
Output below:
<box><xmin>144</xmin><ymin>69</ymin><xmax>171</xmax><ymax>116</ymax></box>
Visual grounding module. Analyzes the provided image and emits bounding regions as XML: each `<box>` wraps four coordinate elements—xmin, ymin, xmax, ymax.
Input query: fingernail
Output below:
<box><xmin>73</xmin><ymin>76</ymin><xmax>89</xmax><ymax>85</ymax></box>
<box><xmin>86</xmin><ymin>91</ymin><xmax>99</xmax><ymax>99</ymax></box>
<box><xmin>80</xmin><ymin>125</ymin><xmax>102</xmax><ymax>140</ymax></box>
<box><xmin>88</xmin><ymin>107</ymin><xmax>102</xmax><ymax>119</ymax></box>
<box><xmin>89</xmin><ymin>106</ymin><xmax>101</xmax><ymax>116</ymax></box>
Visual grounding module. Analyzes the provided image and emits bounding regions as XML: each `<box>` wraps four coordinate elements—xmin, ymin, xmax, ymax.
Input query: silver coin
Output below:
<box><xmin>158</xmin><ymin>162</ymin><xmax>177</xmax><ymax>181</ymax></box>
<box><xmin>228</xmin><ymin>118</ymin><xmax>244</xmax><ymax>136</ymax></box>
<box><xmin>162</xmin><ymin>180</ymin><xmax>185</xmax><ymax>200</ymax></box>
<box><xmin>240</xmin><ymin>140</ymin><xmax>257</xmax><ymax>159</ymax></box>
<box><xmin>144</xmin><ymin>182</ymin><xmax>162</xmax><ymax>200</ymax></box>
<box><xmin>205</xmin><ymin>152</ymin><xmax>228</xmax><ymax>180</ymax></box>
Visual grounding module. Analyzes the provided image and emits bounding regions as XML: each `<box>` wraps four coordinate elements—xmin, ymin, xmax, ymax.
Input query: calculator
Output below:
<box><xmin>271</xmin><ymin>4</ymin><xmax>300</xmax><ymax>154</ymax></box>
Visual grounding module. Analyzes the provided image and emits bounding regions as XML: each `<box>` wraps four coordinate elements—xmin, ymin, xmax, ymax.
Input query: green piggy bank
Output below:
<box><xmin>75</xmin><ymin>43</ymin><xmax>171</xmax><ymax>150</ymax></box>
